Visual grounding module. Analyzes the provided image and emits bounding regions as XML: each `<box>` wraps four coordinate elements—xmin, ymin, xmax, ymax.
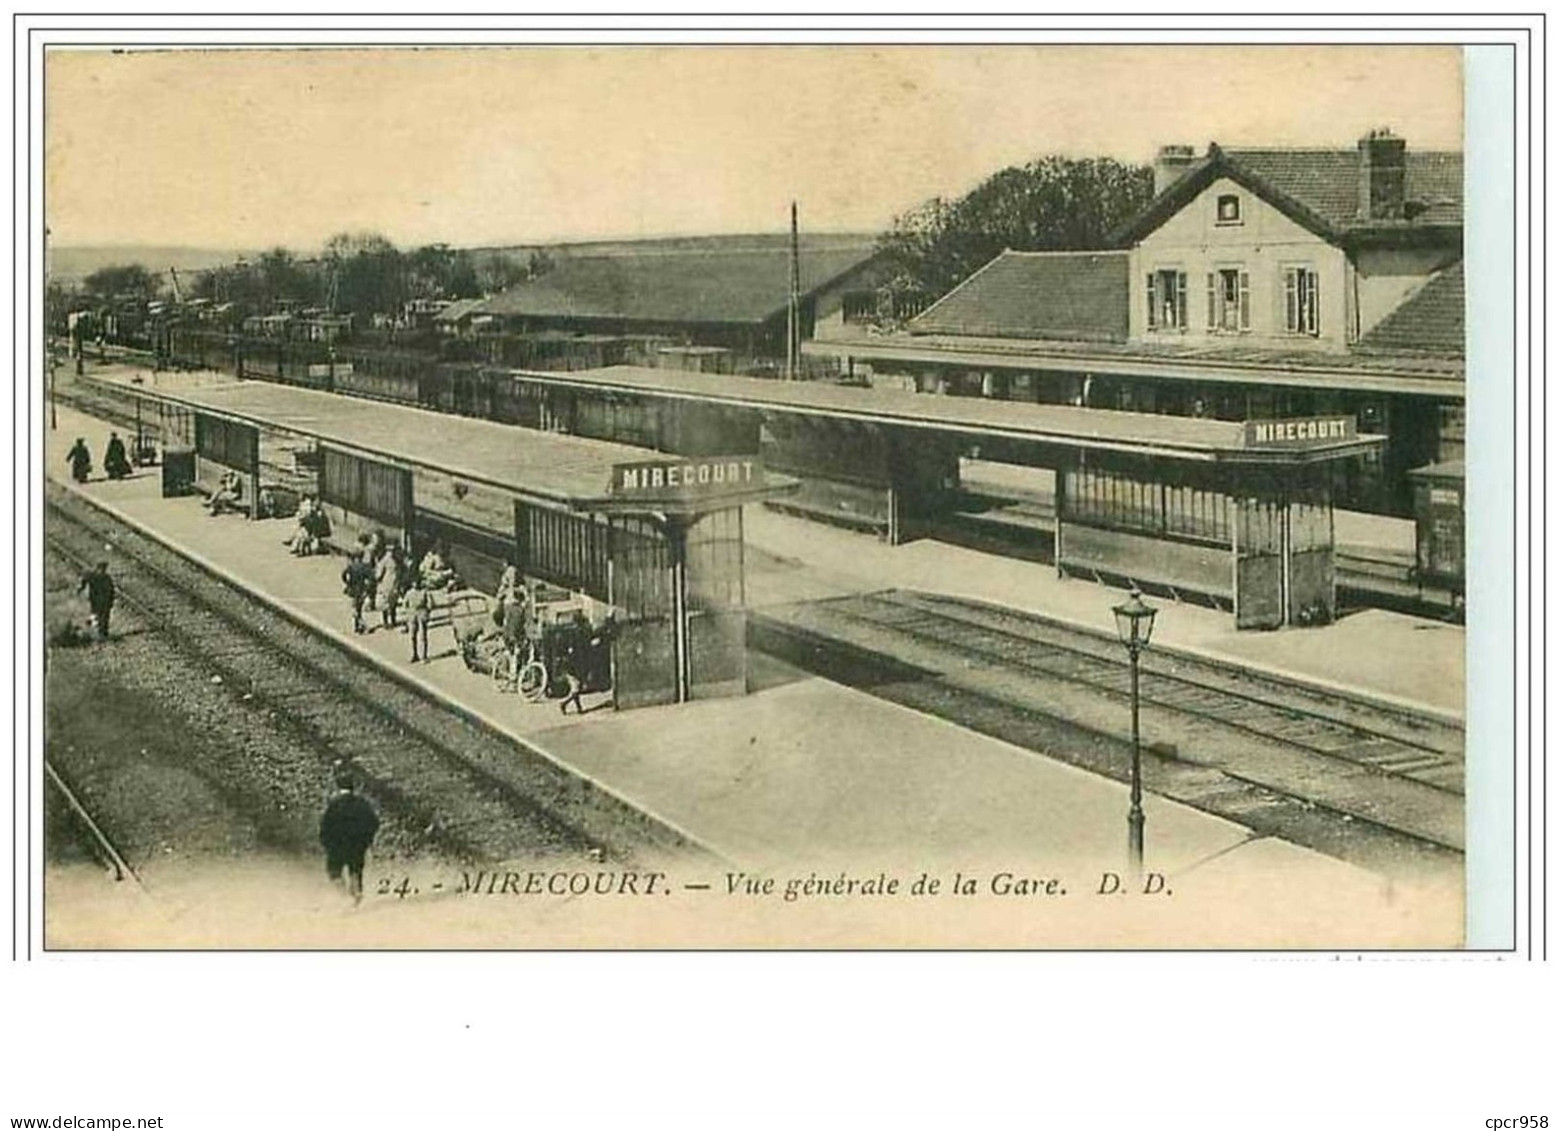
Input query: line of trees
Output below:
<box><xmin>192</xmin><ymin>236</ymin><xmax>541</xmax><ymax>317</ymax></box>
<box><xmin>51</xmin><ymin>234</ymin><xmax>545</xmax><ymax>323</ymax></box>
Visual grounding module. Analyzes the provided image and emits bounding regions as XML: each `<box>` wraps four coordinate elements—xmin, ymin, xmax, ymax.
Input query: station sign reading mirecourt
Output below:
<box><xmin>610</xmin><ymin>455</ymin><xmax>764</xmax><ymax>501</ymax></box>
<box><xmin>1242</xmin><ymin>416</ymin><xmax>1357</xmax><ymax>448</ymax></box>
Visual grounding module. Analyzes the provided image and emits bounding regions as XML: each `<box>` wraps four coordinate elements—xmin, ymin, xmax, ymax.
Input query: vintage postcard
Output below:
<box><xmin>30</xmin><ymin>41</ymin><xmax>1501</xmax><ymax>952</ymax></box>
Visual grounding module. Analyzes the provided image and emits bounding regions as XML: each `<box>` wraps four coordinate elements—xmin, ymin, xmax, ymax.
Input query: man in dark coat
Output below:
<box><xmin>341</xmin><ymin>551</ymin><xmax>375</xmax><ymax>634</ymax></box>
<box><xmin>77</xmin><ymin>561</ymin><xmax>116</xmax><ymax>640</ymax></box>
<box><xmin>319</xmin><ymin>770</ymin><xmax>380</xmax><ymax>904</ymax></box>
<box><xmin>66</xmin><ymin>438</ymin><xmax>92</xmax><ymax>483</ymax></box>
<box><xmin>104</xmin><ymin>432</ymin><xmax>132</xmax><ymax>480</ymax></box>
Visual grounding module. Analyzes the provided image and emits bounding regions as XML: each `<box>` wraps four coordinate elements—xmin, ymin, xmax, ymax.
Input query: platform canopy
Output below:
<box><xmin>803</xmin><ymin>330</ymin><xmax>1464</xmax><ymax>399</ymax></box>
<box><xmin>133</xmin><ymin>378</ymin><xmax>795</xmax><ymax>513</ymax></box>
<box><xmin>508</xmin><ymin>365</ymin><xmax>1384</xmax><ymax>465</ymax></box>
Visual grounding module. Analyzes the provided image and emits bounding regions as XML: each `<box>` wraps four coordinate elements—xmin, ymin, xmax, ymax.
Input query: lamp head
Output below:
<box><xmin>1112</xmin><ymin>588</ymin><xmax>1158</xmax><ymax>651</ymax></box>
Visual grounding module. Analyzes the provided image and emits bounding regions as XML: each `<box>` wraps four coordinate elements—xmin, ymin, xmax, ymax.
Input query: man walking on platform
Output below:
<box><xmin>77</xmin><ymin>560</ymin><xmax>116</xmax><ymax>641</ymax></box>
<box><xmin>66</xmin><ymin>437</ymin><xmax>92</xmax><ymax>483</ymax></box>
<box><xmin>104</xmin><ymin>432</ymin><xmax>132</xmax><ymax>480</ymax></box>
<box><xmin>318</xmin><ymin>767</ymin><xmax>379</xmax><ymax>906</ymax></box>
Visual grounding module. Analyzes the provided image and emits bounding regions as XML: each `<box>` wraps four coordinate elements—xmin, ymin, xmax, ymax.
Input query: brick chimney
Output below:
<box><xmin>1153</xmin><ymin>144</ymin><xmax>1197</xmax><ymax>196</ymax></box>
<box><xmin>1358</xmin><ymin>128</ymin><xmax>1407</xmax><ymax>221</ymax></box>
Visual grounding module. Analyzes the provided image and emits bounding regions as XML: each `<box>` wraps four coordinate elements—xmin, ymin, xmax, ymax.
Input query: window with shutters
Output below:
<box><xmin>1284</xmin><ymin>267</ymin><xmax>1321</xmax><ymax>335</ymax></box>
<box><xmin>1206</xmin><ymin>267</ymin><xmax>1250</xmax><ymax>333</ymax></box>
<box><xmin>1145</xmin><ymin>269</ymin><xmax>1187</xmax><ymax>332</ymax></box>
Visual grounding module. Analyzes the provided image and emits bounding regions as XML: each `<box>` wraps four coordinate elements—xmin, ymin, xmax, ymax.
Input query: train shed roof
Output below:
<box><xmin>509</xmin><ymin>365</ymin><xmax>1382</xmax><ymax>465</ymax></box>
<box><xmin>137</xmin><ymin>379</ymin><xmax>789</xmax><ymax>511</ymax></box>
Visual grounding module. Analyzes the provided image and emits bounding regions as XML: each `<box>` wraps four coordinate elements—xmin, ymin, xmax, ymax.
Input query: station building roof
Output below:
<box><xmin>1218</xmin><ymin>146</ymin><xmax>1464</xmax><ymax>231</ymax></box>
<box><xmin>1110</xmin><ymin>143</ymin><xmax>1463</xmax><ymax>247</ymax></box>
<box><xmin>508</xmin><ymin>365</ymin><xmax>1383</xmax><ymax>465</ymax></box>
<box><xmin>1356</xmin><ymin>262</ymin><xmax>1465</xmax><ymax>357</ymax></box>
<box><xmin>138</xmin><ymin>378</ymin><xmax>788</xmax><ymax>511</ymax></box>
<box><xmin>432</xmin><ymin>297</ymin><xmax>485</xmax><ymax>324</ymax></box>
<box><xmin>473</xmin><ymin>234</ymin><xmax>882</xmax><ymax>328</ymax></box>
<box><xmin>908</xmin><ymin>250</ymin><xmax>1130</xmax><ymax>343</ymax></box>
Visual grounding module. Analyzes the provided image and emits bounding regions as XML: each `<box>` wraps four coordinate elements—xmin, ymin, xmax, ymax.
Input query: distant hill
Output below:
<box><xmin>48</xmin><ymin>245</ymin><xmax>253</xmax><ymax>284</ymax></box>
<box><xmin>46</xmin><ymin>232</ymin><xmax>882</xmax><ymax>285</ymax></box>
<box><xmin>470</xmin><ymin>231</ymin><xmax>879</xmax><ymax>262</ymax></box>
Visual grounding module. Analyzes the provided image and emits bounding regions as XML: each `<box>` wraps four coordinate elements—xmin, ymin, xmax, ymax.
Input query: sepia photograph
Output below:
<box><xmin>35</xmin><ymin>41</ymin><xmax>1488</xmax><ymax>952</ymax></box>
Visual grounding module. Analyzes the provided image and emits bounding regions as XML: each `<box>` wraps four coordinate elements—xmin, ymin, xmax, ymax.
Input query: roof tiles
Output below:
<box><xmin>908</xmin><ymin>251</ymin><xmax>1130</xmax><ymax>342</ymax></box>
<box><xmin>476</xmin><ymin>235</ymin><xmax>880</xmax><ymax>326</ymax></box>
<box><xmin>1356</xmin><ymin>262</ymin><xmax>1465</xmax><ymax>356</ymax></box>
<box><xmin>1221</xmin><ymin>147</ymin><xmax>1463</xmax><ymax>229</ymax></box>
<box><xmin>1112</xmin><ymin>144</ymin><xmax>1463</xmax><ymax>247</ymax></box>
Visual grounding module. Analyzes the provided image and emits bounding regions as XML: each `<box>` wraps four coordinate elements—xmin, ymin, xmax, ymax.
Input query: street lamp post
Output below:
<box><xmin>1112</xmin><ymin>588</ymin><xmax>1158</xmax><ymax>885</ymax></box>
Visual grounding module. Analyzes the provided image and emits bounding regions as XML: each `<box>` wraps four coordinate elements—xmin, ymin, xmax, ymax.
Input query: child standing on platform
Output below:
<box><xmin>403</xmin><ymin>575</ymin><xmax>432</xmax><ymax>662</ymax></box>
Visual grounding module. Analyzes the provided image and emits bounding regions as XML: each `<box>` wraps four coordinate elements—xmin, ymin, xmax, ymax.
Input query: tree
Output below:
<box><xmin>323</xmin><ymin>231</ymin><xmax>405</xmax><ymax>317</ymax></box>
<box><xmin>525</xmin><ymin>248</ymin><xmax>555</xmax><ymax>280</ymax></box>
<box><xmin>406</xmin><ymin>243</ymin><xmax>456</xmax><ymax>301</ymax></box>
<box><xmin>44</xmin><ymin>279</ymin><xmax>82</xmax><ymax>335</ymax></box>
<box><xmin>81</xmin><ymin>263</ymin><xmax>159</xmax><ymax>302</ymax></box>
<box><xmin>877</xmin><ymin>155</ymin><xmax>1155</xmax><ymax>303</ymax></box>
<box><xmin>255</xmin><ymin>247</ymin><xmax>318</xmax><ymax>309</ymax></box>
<box><xmin>445</xmin><ymin>250</ymin><xmax>481</xmax><ymax>299</ymax></box>
<box><xmin>475</xmin><ymin>250</ymin><xmax>528</xmax><ymax>295</ymax></box>
<box><xmin>402</xmin><ymin>244</ymin><xmax>484</xmax><ymax>302</ymax></box>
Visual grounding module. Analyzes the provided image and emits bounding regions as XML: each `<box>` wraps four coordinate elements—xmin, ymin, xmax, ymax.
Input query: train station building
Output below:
<box><xmin>804</xmin><ymin>131</ymin><xmax>1464</xmax><ymax>519</ymax></box>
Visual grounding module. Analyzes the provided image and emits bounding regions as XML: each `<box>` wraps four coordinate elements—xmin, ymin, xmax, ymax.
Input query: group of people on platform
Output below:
<box><xmin>284</xmin><ymin>495</ymin><xmax>332</xmax><ymax>555</ymax></box>
<box><xmin>461</xmin><ymin>561</ymin><xmax>614</xmax><ymax>714</ymax></box>
<box><xmin>339</xmin><ymin>534</ymin><xmax>459</xmax><ymax>664</ymax></box>
<box><xmin>65</xmin><ymin>432</ymin><xmax>134</xmax><ymax>484</ymax></box>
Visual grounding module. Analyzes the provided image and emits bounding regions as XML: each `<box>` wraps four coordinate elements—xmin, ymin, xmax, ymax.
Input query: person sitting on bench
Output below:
<box><xmin>419</xmin><ymin>544</ymin><xmax>456</xmax><ymax>591</ymax></box>
<box><xmin>285</xmin><ymin>502</ymin><xmax>315</xmax><ymax>555</ymax></box>
<box><xmin>205</xmin><ymin>470</ymin><xmax>243</xmax><ymax>516</ymax></box>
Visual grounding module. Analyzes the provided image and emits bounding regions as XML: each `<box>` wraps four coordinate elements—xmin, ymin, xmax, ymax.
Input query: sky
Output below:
<box><xmin>45</xmin><ymin>44</ymin><xmax>1463</xmax><ymax>252</ymax></box>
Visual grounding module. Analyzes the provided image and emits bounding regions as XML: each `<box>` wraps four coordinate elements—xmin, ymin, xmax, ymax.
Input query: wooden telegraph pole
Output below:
<box><xmin>786</xmin><ymin>202</ymin><xmax>801</xmax><ymax>381</ymax></box>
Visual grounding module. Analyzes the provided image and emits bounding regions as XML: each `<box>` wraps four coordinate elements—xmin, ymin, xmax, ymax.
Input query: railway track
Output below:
<box><xmin>845</xmin><ymin>590</ymin><xmax>1459</xmax><ymax>791</ymax></box>
<box><xmin>45</xmin><ymin>482</ymin><xmax>691</xmax><ymax>869</ymax></box>
<box><xmin>53</xmin><ymin>383</ymin><xmax>153</xmax><ymax>440</ymax></box>
<box><xmin>753</xmin><ymin>589</ymin><xmax>1464</xmax><ymax>877</ymax></box>
<box><xmin>44</xmin><ymin>759</ymin><xmax>146</xmax><ymax>890</ymax></box>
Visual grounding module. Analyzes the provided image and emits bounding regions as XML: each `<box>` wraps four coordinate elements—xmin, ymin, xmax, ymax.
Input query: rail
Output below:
<box><xmin>751</xmin><ymin>589</ymin><xmax>1465</xmax><ymax>873</ymax></box>
<box><xmin>45</xmin><ymin>482</ymin><xmax>715</xmax><ymax>864</ymax></box>
<box><xmin>44</xmin><ymin>760</ymin><xmax>145</xmax><ymax>889</ymax></box>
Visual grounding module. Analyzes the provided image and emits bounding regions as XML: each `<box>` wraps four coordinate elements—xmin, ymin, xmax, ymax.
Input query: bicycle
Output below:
<box><xmin>491</xmin><ymin>640</ymin><xmax>549</xmax><ymax>702</ymax></box>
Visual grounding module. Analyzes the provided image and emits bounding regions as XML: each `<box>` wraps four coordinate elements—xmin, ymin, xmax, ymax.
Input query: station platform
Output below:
<box><xmin>42</xmin><ymin>400</ymin><xmax>1461</xmax><ymax>947</ymax></box>
<box><xmin>76</xmin><ymin>363</ymin><xmax>1463</xmax><ymax>717</ymax></box>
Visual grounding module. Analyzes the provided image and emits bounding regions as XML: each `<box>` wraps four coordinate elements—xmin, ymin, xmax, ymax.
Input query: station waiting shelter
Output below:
<box><xmin>492</xmin><ymin>366</ymin><xmax>1385</xmax><ymax>629</ymax></box>
<box><xmin>131</xmin><ymin>379</ymin><xmax>794</xmax><ymax>708</ymax></box>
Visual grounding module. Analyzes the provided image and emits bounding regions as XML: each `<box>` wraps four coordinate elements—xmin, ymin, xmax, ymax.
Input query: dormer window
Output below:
<box><xmin>1215</xmin><ymin>194</ymin><xmax>1242</xmax><ymax>225</ymax></box>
